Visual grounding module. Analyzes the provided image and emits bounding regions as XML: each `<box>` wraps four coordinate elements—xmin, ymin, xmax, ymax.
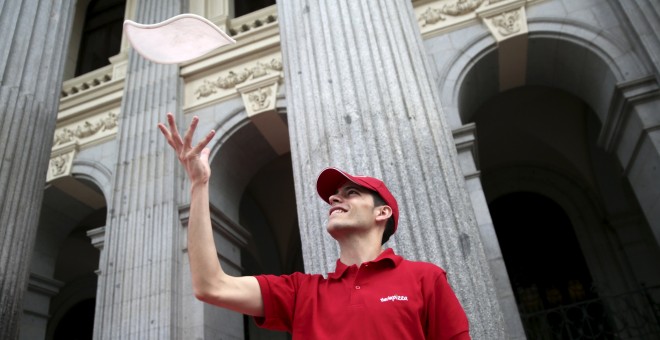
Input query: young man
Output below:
<box><xmin>158</xmin><ymin>113</ymin><xmax>470</xmax><ymax>339</ymax></box>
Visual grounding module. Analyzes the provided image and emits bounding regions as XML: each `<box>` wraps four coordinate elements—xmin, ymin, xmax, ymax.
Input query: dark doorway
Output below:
<box><xmin>490</xmin><ymin>192</ymin><xmax>611</xmax><ymax>339</ymax></box>
<box><xmin>53</xmin><ymin>298</ymin><xmax>95</xmax><ymax>340</ymax></box>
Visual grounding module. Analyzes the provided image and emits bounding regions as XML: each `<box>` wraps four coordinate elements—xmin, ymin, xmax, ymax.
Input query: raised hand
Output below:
<box><xmin>158</xmin><ymin>112</ymin><xmax>216</xmax><ymax>186</ymax></box>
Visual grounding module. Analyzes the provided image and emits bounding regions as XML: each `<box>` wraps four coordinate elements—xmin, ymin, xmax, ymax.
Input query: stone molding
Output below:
<box><xmin>87</xmin><ymin>226</ymin><xmax>106</xmax><ymax>251</ymax></box>
<box><xmin>27</xmin><ymin>273</ymin><xmax>64</xmax><ymax>297</ymax></box>
<box><xmin>226</xmin><ymin>5</ymin><xmax>278</xmax><ymax>37</ymax></box>
<box><xmin>87</xmin><ymin>226</ymin><xmax>106</xmax><ymax>276</ymax></box>
<box><xmin>597</xmin><ymin>75</ymin><xmax>660</xmax><ymax>161</ymax></box>
<box><xmin>452</xmin><ymin>123</ymin><xmax>481</xmax><ymax>180</ymax></box>
<box><xmin>60</xmin><ymin>52</ymin><xmax>128</xmax><ymax>99</ymax></box>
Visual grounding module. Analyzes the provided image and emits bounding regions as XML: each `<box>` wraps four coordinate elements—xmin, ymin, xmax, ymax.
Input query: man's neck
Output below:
<box><xmin>338</xmin><ymin>238</ymin><xmax>384</xmax><ymax>266</ymax></box>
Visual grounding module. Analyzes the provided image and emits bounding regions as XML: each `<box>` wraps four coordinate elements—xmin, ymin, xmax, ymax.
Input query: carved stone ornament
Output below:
<box><xmin>194</xmin><ymin>58</ymin><xmax>283</xmax><ymax>99</ymax></box>
<box><xmin>443</xmin><ymin>0</ymin><xmax>486</xmax><ymax>16</ymax></box>
<box><xmin>419</xmin><ymin>7</ymin><xmax>446</xmax><ymax>27</ymax></box>
<box><xmin>236</xmin><ymin>72</ymin><xmax>281</xmax><ymax>117</ymax></box>
<box><xmin>248</xmin><ymin>87</ymin><xmax>273</xmax><ymax>111</ymax></box>
<box><xmin>476</xmin><ymin>0</ymin><xmax>528</xmax><ymax>42</ymax></box>
<box><xmin>47</xmin><ymin>149</ymin><xmax>76</xmax><ymax>182</ymax></box>
<box><xmin>53</xmin><ymin>111</ymin><xmax>119</xmax><ymax>146</ymax></box>
<box><xmin>492</xmin><ymin>9</ymin><xmax>521</xmax><ymax>36</ymax></box>
<box><xmin>419</xmin><ymin>0</ymin><xmax>486</xmax><ymax>27</ymax></box>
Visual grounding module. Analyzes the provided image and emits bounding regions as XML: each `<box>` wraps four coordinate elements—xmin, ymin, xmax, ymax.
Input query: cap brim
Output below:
<box><xmin>316</xmin><ymin>168</ymin><xmax>353</xmax><ymax>203</ymax></box>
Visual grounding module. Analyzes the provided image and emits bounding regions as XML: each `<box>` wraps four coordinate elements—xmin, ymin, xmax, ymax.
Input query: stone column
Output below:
<box><xmin>611</xmin><ymin>0</ymin><xmax>660</xmax><ymax>80</ymax></box>
<box><xmin>607</xmin><ymin>0</ymin><xmax>660</xmax><ymax>244</ymax></box>
<box><xmin>92</xmin><ymin>1</ymin><xmax>184</xmax><ymax>338</ymax></box>
<box><xmin>278</xmin><ymin>1</ymin><xmax>506</xmax><ymax>338</ymax></box>
<box><xmin>0</xmin><ymin>1</ymin><xmax>75</xmax><ymax>338</ymax></box>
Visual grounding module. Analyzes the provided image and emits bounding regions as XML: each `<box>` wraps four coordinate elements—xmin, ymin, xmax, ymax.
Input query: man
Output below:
<box><xmin>158</xmin><ymin>113</ymin><xmax>470</xmax><ymax>339</ymax></box>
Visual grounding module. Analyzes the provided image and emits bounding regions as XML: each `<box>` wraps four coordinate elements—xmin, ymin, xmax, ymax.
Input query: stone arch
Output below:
<box><xmin>438</xmin><ymin>12</ymin><xmax>660</xmax><ymax>239</ymax></box>
<box><xmin>438</xmin><ymin>17</ymin><xmax>648</xmax><ymax>128</ymax></box>
<box><xmin>71</xmin><ymin>159</ymin><xmax>114</xmax><ymax>205</ymax></box>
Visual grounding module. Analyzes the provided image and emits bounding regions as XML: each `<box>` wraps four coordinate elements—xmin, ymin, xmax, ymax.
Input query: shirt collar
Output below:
<box><xmin>328</xmin><ymin>248</ymin><xmax>403</xmax><ymax>279</ymax></box>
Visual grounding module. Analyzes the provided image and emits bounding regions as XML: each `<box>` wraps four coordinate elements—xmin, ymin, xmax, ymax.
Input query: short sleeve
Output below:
<box><xmin>253</xmin><ymin>273</ymin><xmax>302</xmax><ymax>332</ymax></box>
<box><xmin>425</xmin><ymin>270</ymin><xmax>471</xmax><ymax>339</ymax></box>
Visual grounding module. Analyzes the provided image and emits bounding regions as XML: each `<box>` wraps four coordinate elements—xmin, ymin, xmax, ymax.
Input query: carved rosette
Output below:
<box><xmin>236</xmin><ymin>72</ymin><xmax>280</xmax><ymax>117</ymax></box>
<box><xmin>47</xmin><ymin>110</ymin><xmax>120</xmax><ymax>183</ymax></box>
<box><xmin>417</xmin><ymin>0</ymin><xmax>487</xmax><ymax>29</ymax></box>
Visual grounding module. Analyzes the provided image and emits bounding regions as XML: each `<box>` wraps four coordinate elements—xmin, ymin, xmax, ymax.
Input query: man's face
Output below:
<box><xmin>325</xmin><ymin>181</ymin><xmax>380</xmax><ymax>237</ymax></box>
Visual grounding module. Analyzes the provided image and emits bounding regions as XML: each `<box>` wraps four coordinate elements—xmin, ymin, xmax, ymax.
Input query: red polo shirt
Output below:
<box><xmin>254</xmin><ymin>248</ymin><xmax>470</xmax><ymax>339</ymax></box>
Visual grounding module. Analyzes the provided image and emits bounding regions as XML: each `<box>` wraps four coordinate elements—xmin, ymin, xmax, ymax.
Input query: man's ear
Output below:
<box><xmin>375</xmin><ymin>205</ymin><xmax>393</xmax><ymax>223</ymax></box>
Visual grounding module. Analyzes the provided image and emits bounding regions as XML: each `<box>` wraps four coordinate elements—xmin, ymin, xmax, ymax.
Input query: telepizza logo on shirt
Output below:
<box><xmin>379</xmin><ymin>295</ymin><xmax>409</xmax><ymax>302</ymax></box>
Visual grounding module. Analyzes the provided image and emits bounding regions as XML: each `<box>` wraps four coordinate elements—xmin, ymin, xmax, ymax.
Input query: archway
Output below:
<box><xmin>472</xmin><ymin>85</ymin><xmax>660</xmax><ymax>338</ymax></box>
<box><xmin>21</xmin><ymin>175</ymin><xmax>106</xmax><ymax>340</ymax></box>
<box><xmin>207</xmin><ymin>112</ymin><xmax>300</xmax><ymax>339</ymax></box>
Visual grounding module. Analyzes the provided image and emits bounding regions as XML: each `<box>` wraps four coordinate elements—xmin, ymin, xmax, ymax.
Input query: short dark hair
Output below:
<box><xmin>371</xmin><ymin>191</ymin><xmax>395</xmax><ymax>245</ymax></box>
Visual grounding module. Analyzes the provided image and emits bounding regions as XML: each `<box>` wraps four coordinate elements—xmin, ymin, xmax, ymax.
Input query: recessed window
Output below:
<box><xmin>234</xmin><ymin>0</ymin><xmax>275</xmax><ymax>18</ymax></box>
<box><xmin>75</xmin><ymin>0</ymin><xmax>126</xmax><ymax>76</ymax></box>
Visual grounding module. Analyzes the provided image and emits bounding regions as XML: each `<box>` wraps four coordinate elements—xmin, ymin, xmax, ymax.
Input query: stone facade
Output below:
<box><xmin>3</xmin><ymin>0</ymin><xmax>658</xmax><ymax>339</ymax></box>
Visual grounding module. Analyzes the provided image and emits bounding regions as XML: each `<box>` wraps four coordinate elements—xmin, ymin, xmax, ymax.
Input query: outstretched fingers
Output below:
<box><xmin>166</xmin><ymin>113</ymin><xmax>184</xmax><ymax>147</ymax></box>
<box><xmin>159</xmin><ymin>113</ymin><xmax>215</xmax><ymax>158</ymax></box>
<box><xmin>193</xmin><ymin>129</ymin><xmax>216</xmax><ymax>155</ymax></box>
<box><xmin>183</xmin><ymin>116</ymin><xmax>199</xmax><ymax>148</ymax></box>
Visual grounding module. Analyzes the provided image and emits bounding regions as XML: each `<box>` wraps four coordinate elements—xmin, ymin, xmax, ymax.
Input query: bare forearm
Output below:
<box><xmin>188</xmin><ymin>181</ymin><xmax>226</xmax><ymax>297</ymax></box>
<box><xmin>159</xmin><ymin>113</ymin><xmax>262</xmax><ymax>315</ymax></box>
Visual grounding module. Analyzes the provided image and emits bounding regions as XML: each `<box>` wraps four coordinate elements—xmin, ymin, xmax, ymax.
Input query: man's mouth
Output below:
<box><xmin>329</xmin><ymin>207</ymin><xmax>347</xmax><ymax>216</ymax></box>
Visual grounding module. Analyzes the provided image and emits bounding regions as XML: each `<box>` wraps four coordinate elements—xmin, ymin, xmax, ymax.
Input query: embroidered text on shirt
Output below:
<box><xmin>380</xmin><ymin>295</ymin><xmax>408</xmax><ymax>302</ymax></box>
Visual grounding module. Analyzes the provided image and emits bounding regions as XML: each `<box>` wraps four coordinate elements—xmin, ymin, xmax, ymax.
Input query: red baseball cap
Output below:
<box><xmin>316</xmin><ymin>167</ymin><xmax>399</xmax><ymax>233</ymax></box>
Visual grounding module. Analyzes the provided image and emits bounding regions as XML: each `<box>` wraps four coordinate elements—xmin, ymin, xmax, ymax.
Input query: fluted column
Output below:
<box><xmin>93</xmin><ymin>1</ymin><xmax>184</xmax><ymax>338</ymax></box>
<box><xmin>279</xmin><ymin>1</ymin><xmax>506</xmax><ymax>338</ymax></box>
<box><xmin>0</xmin><ymin>1</ymin><xmax>75</xmax><ymax>338</ymax></box>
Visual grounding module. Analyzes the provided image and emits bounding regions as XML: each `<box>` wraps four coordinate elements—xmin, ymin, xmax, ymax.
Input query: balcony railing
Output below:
<box><xmin>520</xmin><ymin>285</ymin><xmax>660</xmax><ymax>339</ymax></box>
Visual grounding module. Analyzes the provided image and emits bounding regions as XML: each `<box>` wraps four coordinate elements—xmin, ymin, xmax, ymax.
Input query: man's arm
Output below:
<box><xmin>159</xmin><ymin>113</ymin><xmax>264</xmax><ymax>316</ymax></box>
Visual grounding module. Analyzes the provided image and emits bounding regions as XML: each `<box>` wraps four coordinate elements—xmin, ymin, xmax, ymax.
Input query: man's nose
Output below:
<box><xmin>329</xmin><ymin>193</ymin><xmax>342</xmax><ymax>203</ymax></box>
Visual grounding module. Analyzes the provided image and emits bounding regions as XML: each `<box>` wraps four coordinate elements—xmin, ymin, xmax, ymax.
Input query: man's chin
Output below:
<box><xmin>326</xmin><ymin>224</ymin><xmax>356</xmax><ymax>239</ymax></box>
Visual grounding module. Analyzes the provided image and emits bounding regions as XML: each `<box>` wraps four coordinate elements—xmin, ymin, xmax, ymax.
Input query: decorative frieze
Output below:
<box><xmin>185</xmin><ymin>53</ymin><xmax>283</xmax><ymax>111</ymax></box>
<box><xmin>52</xmin><ymin>111</ymin><xmax>118</xmax><ymax>146</ymax></box>
<box><xmin>417</xmin><ymin>0</ymin><xmax>487</xmax><ymax>30</ymax></box>
<box><xmin>194</xmin><ymin>58</ymin><xmax>282</xmax><ymax>98</ymax></box>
